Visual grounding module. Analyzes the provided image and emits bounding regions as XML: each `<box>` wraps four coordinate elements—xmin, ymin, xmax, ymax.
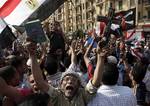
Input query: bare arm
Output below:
<box><xmin>84</xmin><ymin>39</ymin><xmax>95</xmax><ymax>68</ymax></box>
<box><xmin>26</xmin><ymin>42</ymin><xmax>49</xmax><ymax>93</ymax></box>
<box><xmin>91</xmin><ymin>42</ymin><xmax>107</xmax><ymax>87</ymax></box>
<box><xmin>70</xmin><ymin>40</ymin><xmax>77</xmax><ymax>64</ymax></box>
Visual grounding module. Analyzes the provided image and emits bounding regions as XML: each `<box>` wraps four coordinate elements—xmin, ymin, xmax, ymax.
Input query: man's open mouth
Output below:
<box><xmin>66</xmin><ymin>86</ymin><xmax>74</xmax><ymax>91</ymax></box>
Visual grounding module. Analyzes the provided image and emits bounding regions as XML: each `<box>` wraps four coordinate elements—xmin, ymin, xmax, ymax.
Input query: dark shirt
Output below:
<box><xmin>47</xmin><ymin>31</ymin><xmax>65</xmax><ymax>53</ymax></box>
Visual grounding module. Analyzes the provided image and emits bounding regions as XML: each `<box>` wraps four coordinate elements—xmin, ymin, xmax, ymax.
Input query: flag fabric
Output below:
<box><xmin>95</xmin><ymin>21</ymin><xmax>123</xmax><ymax>38</ymax></box>
<box><xmin>125</xmin><ymin>30</ymin><xmax>145</xmax><ymax>42</ymax></box>
<box><xmin>115</xmin><ymin>8</ymin><xmax>136</xmax><ymax>31</ymax></box>
<box><xmin>110</xmin><ymin>23</ymin><xmax>123</xmax><ymax>38</ymax></box>
<box><xmin>95</xmin><ymin>22</ymin><xmax>106</xmax><ymax>37</ymax></box>
<box><xmin>36</xmin><ymin>0</ymin><xmax>66</xmax><ymax>21</ymax></box>
<box><xmin>96</xmin><ymin>8</ymin><xmax>136</xmax><ymax>38</ymax></box>
<box><xmin>0</xmin><ymin>0</ymin><xmax>65</xmax><ymax>26</ymax></box>
<box><xmin>0</xmin><ymin>18</ymin><xmax>16</xmax><ymax>49</ymax></box>
<box><xmin>131</xmin><ymin>48</ymin><xmax>143</xmax><ymax>60</ymax></box>
<box><xmin>125</xmin><ymin>29</ymin><xmax>145</xmax><ymax>60</ymax></box>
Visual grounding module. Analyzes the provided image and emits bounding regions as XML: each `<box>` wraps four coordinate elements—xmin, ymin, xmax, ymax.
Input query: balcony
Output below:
<box><xmin>76</xmin><ymin>10</ymin><xmax>81</xmax><ymax>15</ymax></box>
<box><xmin>76</xmin><ymin>0</ymin><xmax>81</xmax><ymax>7</ymax></box>
<box><xmin>68</xmin><ymin>5</ymin><xmax>72</xmax><ymax>10</ymax></box>
<box><xmin>144</xmin><ymin>1</ymin><xmax>150</xmax><ymax>8</ymax></box>
<box><xmin>68</xmin><ymin>15</ymin><xmax>73</xmax><ymax>19</ymax></box>
<box><xmin>76</xmin><ymin>12</ymin><xmax>81</xmax><ymax>16</ymax></box>
<box><xmin>87</xmin><ymin>6</ymin><xmax>94</xmax><ymax>12</ymax></box>
<box><xmin>96</xmin><ymin>0</ymin><xmax>104</xmax><ymax>6</ymax></box>
<box><xmin>87</xmin><ymin>17</ymin><xmax>93</xmax><ymax>22</ymax></box>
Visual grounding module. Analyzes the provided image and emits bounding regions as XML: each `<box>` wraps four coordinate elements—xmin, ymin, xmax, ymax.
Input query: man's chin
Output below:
<box><xmin>65</xmin><ymin>92</ymin><xmax>74</xmax><ymax>99</ymax></box>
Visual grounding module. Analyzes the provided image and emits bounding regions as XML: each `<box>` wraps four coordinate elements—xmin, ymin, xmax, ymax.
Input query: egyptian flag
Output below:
<box><xmin>0</xmin><ymin>0</ymin><xmax>65</xmax><ymax>26</ymax></box>
<box><xmin>115</xmin><ymin>8</ymin><xmax>136</xmax><ymax>31</ymax></box>
<box><xmin>0</xmin><ymin>18</ymin><xmax>16</xmax><ymax>49</ymax></box>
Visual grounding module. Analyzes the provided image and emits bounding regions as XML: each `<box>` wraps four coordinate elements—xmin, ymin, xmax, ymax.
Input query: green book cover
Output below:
<box><xmin>25</xmin><ymin>19</ymin><xmax>47</xmax><ymax>43</ymax></box>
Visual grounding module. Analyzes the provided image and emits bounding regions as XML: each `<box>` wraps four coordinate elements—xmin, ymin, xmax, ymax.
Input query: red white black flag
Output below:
<box><xmin>0</xmin><ymin>0</ymin><xmax>65</xmax><ymax>26</ymax></box>
<box><xmin>115</xmin><ymin>8</ymin><xmax>136</xmax><ymax>31</ymax></box>
<box><xmin>96</xmin><ymin>8</ymin><xmax>136</xmax><ymax>37</ymax></box>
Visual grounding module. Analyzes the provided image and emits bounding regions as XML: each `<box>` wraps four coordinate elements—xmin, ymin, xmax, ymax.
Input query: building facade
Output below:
<box><xmin>47</xmin><ymin>0</ymin><xmax>150</xmax><ymax>42</ymax></box>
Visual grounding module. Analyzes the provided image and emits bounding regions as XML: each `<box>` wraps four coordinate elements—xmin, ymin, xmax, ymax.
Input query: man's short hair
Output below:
<box><xmin>102</xmin><ymin>63</ymin><xmax>119</xmax><ymax>85</ymax></box>
<box><xmin>44</xmin><ymin>56</ymin><xmax>58</xmax><ymax>75</ymax></box>
<box><xmin>0</xmin><ymin>65</ymin><xmax>16</xmax><ymax>84</ymax></box>
<box><xmin>7</xmin><ymin>55</ymin><xmax>25</xmax><ymax>68</ymax></box>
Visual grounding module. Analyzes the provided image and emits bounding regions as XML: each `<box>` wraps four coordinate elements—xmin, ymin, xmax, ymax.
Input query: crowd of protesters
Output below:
<box><xmin>0</xmin><ymin>20</ymin><xmax>149</xmax><ymax>106</ymax></box>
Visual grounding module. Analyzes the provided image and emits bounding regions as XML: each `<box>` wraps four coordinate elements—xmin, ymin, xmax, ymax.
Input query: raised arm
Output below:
<box><xmin>70</xmin><ymin>40</ymin><xmax>77</xmax><ymax>64</ymax></box>
<box><xmin>91</xmin><ymin>42</ymin><xmax>107</xmax><ymax>87</ymax></box>
<box><xmin>84</xmin><ymin>37</ymin><xmax>95</xmax><ymax>67</ymax></box>
<box><xmin>26</xmin><ymin>42</ymin><xmax>49</xmax><ymax>93</ymax></box>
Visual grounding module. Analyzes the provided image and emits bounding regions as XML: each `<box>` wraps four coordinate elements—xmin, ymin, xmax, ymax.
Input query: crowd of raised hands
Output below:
<box><xmin>0</xmin><ymin>30</ymin><xmax>150</xmax><ymax>106</ymax></box>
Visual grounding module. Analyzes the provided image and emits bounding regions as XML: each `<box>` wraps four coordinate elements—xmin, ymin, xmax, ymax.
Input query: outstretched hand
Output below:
<box><xmin>97</xmin><ymin>41</ymin><xmax>108</xmax><ymax>57</ymax></box>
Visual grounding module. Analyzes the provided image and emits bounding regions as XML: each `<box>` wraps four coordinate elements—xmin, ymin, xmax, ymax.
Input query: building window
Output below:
<box><xmin>110</xmin><ymin>2</ymin><xmax>113</xmax><ymax>8</ymax></box>
<box><xmin>83</xmin><ymin>13</ymin><xmax>85</xmax><ymax>19</ymax></box>
<box><xmin>138</xmin><ymin>0</ymin><xmax>141</xmax><ymax>4</ymax></box>
<box><xmin>138</xmin><ymin>12</ymin><xmax>141</xmax><ymax>20</ymax></box>
<box><xmin>148</xmin><ymin>11</ymin><xmax>150</xmax><ymax>19</ymax></box>
<box><xmin>105</xmin><ymin>2</ymin><xmax>108</xmax><ymax>12</ymax></box>
<box><xmin>83</xmin><ymin>4</ymin><xmax>85</xmax><ymax>9</ymax></box>
<box><xmin>118</xmin><ymin>1</ymin><xmax>123</xmax><ymax>10</ymax></box>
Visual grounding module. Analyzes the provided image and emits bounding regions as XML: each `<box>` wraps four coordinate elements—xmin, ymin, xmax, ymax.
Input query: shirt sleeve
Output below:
<box><xmin>82</xmin><ymin>80</ymin><xmax>97</xmax><ymax>104</ymax></box>
<box><xmin>47</xmin><ymin>85</ymin><xmax>59</xmax><ymax>98</ymax></box>
<box><xmin>85</xmin><ymin>79</ymin><xmax>98</xmax><ymax>94</ymax></box>
<box><xmin>87</xmin><ymin>63</ymin><xmax>94</xmax><ymax>80</ymax></box>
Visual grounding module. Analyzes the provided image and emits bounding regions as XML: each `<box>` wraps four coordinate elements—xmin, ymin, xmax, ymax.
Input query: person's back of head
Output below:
<box><xmin>18</xmin><ymin>93</ymin><xmax>50</xmax><ymax>106</ymax></box>
<box><xmin>0</xmin><ymin>65</ymin><xmax>20</xmax><ymax>86</ymax></box>
<box><xmin>102</xmin><ymin>63</ymin><xmax>119</xmax><ymax>85</ymax></box>
<box><xmin>8</xmin><ymin>55</ymin><xmax>25</xmax><ymax>68</ymax></box>
<box><xmin>8</xmin><ymin>55</ymin><xmax>26</xmax><ymax>74</ymax></box>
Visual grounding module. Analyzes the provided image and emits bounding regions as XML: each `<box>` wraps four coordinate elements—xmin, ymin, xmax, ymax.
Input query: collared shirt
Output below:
<box><xmin>47</xmin><ymin>80</ymin><xmax>97</xmax><ymax>106</ymax></box>
<box><xmin>88</xmin><ymin>85</ymin><xmax>137</xmax><ymax>106</ymax></box>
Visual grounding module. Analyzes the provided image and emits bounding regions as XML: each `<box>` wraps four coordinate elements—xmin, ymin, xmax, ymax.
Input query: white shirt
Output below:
<box><xmin>143</xmin><ymin>67</ymin><xmax>150</xmax><ymax>91</ymax></box>
<box><xmin>88</xmin><ymin>85</ymin><xmax>137</xmax><ymax>106</ymax></box>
